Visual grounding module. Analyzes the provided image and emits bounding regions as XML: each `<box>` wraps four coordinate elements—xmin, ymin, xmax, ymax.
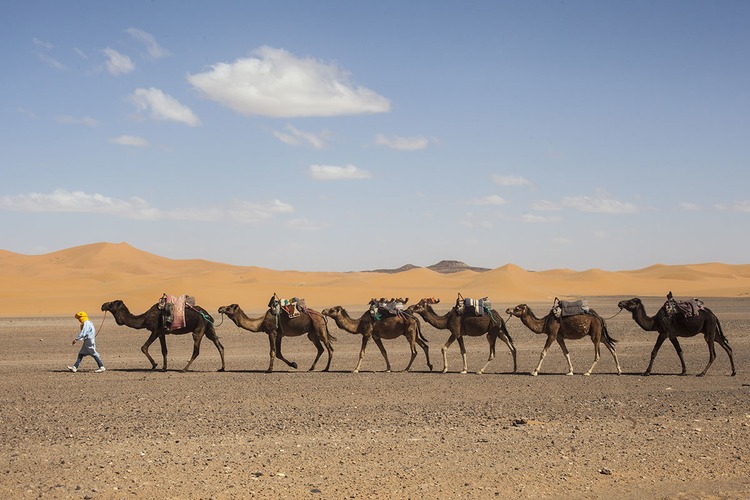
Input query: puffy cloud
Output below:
<box><xmin>109</xmin><ymin>135</ymin><xmax>148</xmax><ymax>147</ymax></box>
<box><xmin>272</xmin><ymin>124</ymin><xmax>331</xmax><ymax>149</ymax></box>
<box><xmin>491</xmin><ymin>174</ymin><xmax>531</xmax><ymax>187</ymax></box>
<box><xmin>561</xmin><ymin>192</ymin><xmax>638</xmax><ymax>214</ymax></box>
<box><xmin>129</xmin><ymin>87</ymin><xmax>200</xmax><ymax>126</ymax></box>
<box><xmin>187</xmin><ymin>46</ymin><xmax>391</xmax><ymax>117</ymax></box>
<box><xmin>126</xmin><ymin>28</ymin><xmax>170</xmax><ymax>59</ymax></box>
<box><xmin>374</xmin><ymin>134</ymin><xmax>429</xmax><ymax>151</ymax></box>
<box><xmin>465</xmin><ymin>195</ymin><xmax>507</xmax><ymax>206</ymax></box>
<box><xmin>102</xmin><ymin>47</ymin><xmax>135</xmax><ymax>75</ymax></box>
<box><xmin>308</xmin><ymin>164</ymin><xmax>372</xmax><ymax>180</ymax></box>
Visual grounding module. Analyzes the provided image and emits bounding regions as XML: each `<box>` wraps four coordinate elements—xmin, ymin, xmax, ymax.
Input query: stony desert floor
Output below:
<box><xmin>1</xmin><ymin>296</ymin><xmax>749</xmax><ymax>499</ymax></box>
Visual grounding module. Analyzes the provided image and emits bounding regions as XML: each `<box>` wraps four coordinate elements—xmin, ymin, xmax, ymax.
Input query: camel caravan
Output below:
<box><xmin>98</xmin><ymin>291</ymin><xmax>736</xmax><ymax>377</ymax></box>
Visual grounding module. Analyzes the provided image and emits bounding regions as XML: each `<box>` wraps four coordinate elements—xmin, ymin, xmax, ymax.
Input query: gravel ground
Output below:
<box><xmin>1</xmin><ymin>297</ymin><xmax>748</xmax><ymax>499</ymax></box>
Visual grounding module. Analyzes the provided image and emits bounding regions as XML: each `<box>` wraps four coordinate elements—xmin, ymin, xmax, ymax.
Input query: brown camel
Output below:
<box><xmin>506</xmin><ymin>304</ymin><xmax>621</xmax><ymax>376</ymax></box>
<box><xmin>217</xmin><ymin>302</ymin><xmax>334</xmax><ymax>372</ymax></box>
<box><xmin>617</xmin><ymin>297</ymin><xmax>735</xmax><ymax>376</ymax></box>
<box><xmin>321</xmin><ymin>305</ymin><xmax>432</xmax><ymax>373</ymax></box>
<box><xmin>101</xmin><ymin>299</ymin><xmax>225</xmax><ymax>372</ymax></box>
<box><xmin>407</xmin><ymin>298</ymin><xmax>517</xmax><ymax>374</ymax></box>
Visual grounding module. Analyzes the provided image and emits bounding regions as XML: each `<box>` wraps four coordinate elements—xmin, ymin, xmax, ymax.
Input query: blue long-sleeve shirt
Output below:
<box><xmin>75</xmin><ymin>320</ymin><xmax>98</xmax><ymax>355</ymax></box>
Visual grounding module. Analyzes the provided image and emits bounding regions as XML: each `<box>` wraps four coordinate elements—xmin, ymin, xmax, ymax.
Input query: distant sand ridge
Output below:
<box><xmin>2</xmin><ymin>242</ymin><xmax>750</xmax><ymax>317</ymax></box>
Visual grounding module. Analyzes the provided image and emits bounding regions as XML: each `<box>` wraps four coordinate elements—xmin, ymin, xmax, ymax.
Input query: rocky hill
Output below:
<box><xmin>365</xmin><ymin>260</ymin><xmax>490</xmax><ymax>274</ymax></box>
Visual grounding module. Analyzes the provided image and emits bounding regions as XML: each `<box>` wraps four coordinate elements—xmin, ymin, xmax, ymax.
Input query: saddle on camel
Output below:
<box><xmin>550</xmin><ymin>297</ymin><xmax>590</xmax><ymax>319</ymax></box>
<box><xmin>455</xmin><ymin>293</ymin><xmax>495</xmax><ymax>321</ymax></box>
<box><xmin>158</xmin><ymin>293</ymin><xmax>199</xmax><ymax>330</ymax></box>
<box><xmin>664</xmin><ymin>291</ymin><xmax>705</xmax><ymax>319</ymax></box>
<box><xmin>369</xmin><ymin>297</ymin><xmax>410</xmax><ymax>320</ymax></box>
<box><xmin>268</xmin><ymin>293</ymin><xmax>309</xmax><ymax>319</ymax></box>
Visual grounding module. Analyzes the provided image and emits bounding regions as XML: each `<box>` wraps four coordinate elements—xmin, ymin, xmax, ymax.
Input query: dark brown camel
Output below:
<box><xmin>617</xmin><ymin>297</ymin><xmax>735</xmax><ymax>376</ymax></box>
<box><xmin>101</xmin><ymin>299</ymin><xmax>225</xmax><ymax>372</ymax></box>
<box><xmin>506</xmin><ymin>304</ymin><xmax>621</xmax><ymax>376</ymax></box>
<box><xmin>321</xmin><ymin>305</ymin><xmax>432</xmax><ymax>373</ymax></box>
<box><xmin>217</xmin><ymin>303</ymin><xmax>334</xmax><ymax>372</ymax></box>
<box><xmin>407</xmin><ymin>298</ymin><xmax>517</xmax><ymax>374</ymax></box>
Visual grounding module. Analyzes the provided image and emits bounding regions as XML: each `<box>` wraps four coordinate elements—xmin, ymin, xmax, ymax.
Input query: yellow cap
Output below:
<box><xmin>74</xmin><ymin>311</ymin><xmax>88</xmax><ymax>322</ymax></box>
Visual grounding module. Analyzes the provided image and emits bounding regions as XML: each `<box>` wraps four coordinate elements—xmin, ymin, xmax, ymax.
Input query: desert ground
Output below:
<box><xmin>1</xmin><ymin>296</ymin><xmax>748</xmax><ymax>499</ymax></box>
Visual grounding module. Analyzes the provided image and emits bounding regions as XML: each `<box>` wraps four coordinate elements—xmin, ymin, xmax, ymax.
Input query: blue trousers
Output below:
<box><xmin>73</xmin><ymin>352</ymin><xmax>103</xmax><ymax>368</ymax></box>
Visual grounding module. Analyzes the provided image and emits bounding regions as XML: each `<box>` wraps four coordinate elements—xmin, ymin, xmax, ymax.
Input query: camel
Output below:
<box><xmin>217</xmin><ymin>302</ymin><xmax>334</xmax><ymax>372</ymax></box>
<box><xmin>101</xmin><ymin>299</ymin><xmax>225</xmax><ymax>372</ymax></box>
<box><xmin>407</xmin><ymin>298</ymin><xmax>517</xmax><ymax>374</ymax></box>
<box><xmin>321</xmin><ymin>305</ymin><xmax>432</xmax><ymax>373</ymax></box>
<box><xmin>506</xmin><ymin>304</ymin><xmax>621</xmax><ymax>376</ymax></box>
<box><xmin>617</xmin><ymin>297</ymin><xmax>735</xmax><ymax>376</ymax></box>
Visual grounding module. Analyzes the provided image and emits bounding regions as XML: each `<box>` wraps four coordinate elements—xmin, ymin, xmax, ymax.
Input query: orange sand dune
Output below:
<box><xmin>2</xmin><ymin>242</ymin><xmax>750</xmax><ymax>317</ymax></box>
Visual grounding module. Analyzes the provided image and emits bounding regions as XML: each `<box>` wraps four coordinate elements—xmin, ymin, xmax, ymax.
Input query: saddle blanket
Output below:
<box><xmin>369</xmin><ymin>299</ymin><xmax>406</xmax><ymax>319</ymax></box>
<box><xmin>558</xmin><ymin>299</ymin><xmax>589</xmax><ymax>317</ymax></box>
<box><xmin>278</xmin><ymin>297</ymin><xmax>305</xmax><ymax>318</ymax></box>
<box><xmin>675</xmin><ymin>298</ymin><xmax>704</xmax><ymax>317</ymax></box>
<box><xmin>162</xmin><ymin>294</ymin><xmax>196</xmax><ymax>330</ymax></box>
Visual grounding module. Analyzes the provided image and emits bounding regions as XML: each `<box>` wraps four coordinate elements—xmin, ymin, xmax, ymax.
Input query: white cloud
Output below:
<box><xmin>728</xmin><ymin>200</ymin><xmax>750</xmax><ymax>212</ymax></box>
<box><xmin>126</xmin><ymin>28</ymin><xmax>170</xmax><ymax>59</ymax></box>
<box><xmin>679</xmin><ymin>202</ymin><xmax>700</xmax><ymax>211</ymax></box>
<box><xmin>56</xmin><ymin>115</ymin><xmax>99</xmax><ymax>127</ymax></box>
<box><xmin>521</xmin><ymin>213</ymin><xmax>561</xmax><ymax>223</ymax></box>
<box><xmin>33</xmin><ymin>38</ymin><xmax>65</xmax><ymax>70</ymax></box>
<box><xmin>130</xmin><ymin>87</ymin><xmax>200</xmax><ymax>126</ymax></box>
<box><xmin>309</xmin><ymin>164</ymin><xmax>372</xmax><ymax>180</ymax></box>
<box><xmin>187</xmin><ymin>46</ymin><xmax>391</xmax><ymax>118</ymax></box>
<box><xmin>0</xmin><ymin>189</ymin><xmax>291</xmax><ymax>224</ymax></box>
<box><xmin>465</xmin><ymin>195</ymin><xmax>507</xmax><ymax>206</ymax></box>
<box><xmin>109</xmin><ymin>135</ymin><xmax>148</xmax><ymax>147</ymax></box>
<box><xmin>272</xmin><ymin>124</ymin><xmax>330</xmax><ymax>149</ymax></box>
<box><xmin>102</xmin><ymin>47</ymin><xmax>135</xmax><ymax>75</ymax></box>
<box><xmin>285</xmin><ymin>218</ymin><xmax>323</xmax><ymax>230</ymax></box>
<box><xmin>492</xmin><ymin>174</ymin><xmax>531</xmax><ymax>187</ymax></box>
<box><xmin>374</xmin><ymin>134</ymin><xmax>429</xmax><ymax>151</ymax></box>
<box><xmin>460</xmin><ymin>212</ymin><xmax>494</xmax><ymax>229</ymax></box>
<box><xmin>32</xmin><ymin>38</ymin><xmax>53</xmax><ymax>50</ymax></box>
<box><xmin>530</xmin><ymin>200</ymin><xmax>561</xmax><ymax>211</ymax></box>
<box><xmin>228</xmin><ymin>199</ymin><xmax>293</xmax><ymax>224</ymax></box>
<box><xmin>561</xmin><ymin>192</ymin><xmax>638</xmax><ymax>214</ymax></box>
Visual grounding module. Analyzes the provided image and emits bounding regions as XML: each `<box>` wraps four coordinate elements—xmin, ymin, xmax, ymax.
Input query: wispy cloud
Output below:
<box><xmin>492</xmin><ymin>174</ymin><xmax>531</xmax><ymax>187</ymax></box>
<box><xmin>561</xmin><ymin>192</ymin><xmax>638</xmax><ymax>214</ymax></box>
<box><xmin>126</xmin><ymin>28</ymin><xmax>171</xmax><ymax>60</ymax></box>
<box><xmin>55</xmin><ymin>115</ymin><xmax>99</xmax><ymax>127</ymax></box>
<box><xmin>530</xmin><ymin>200</ymin><xmax>561</xmax><ymax>211</ymax></box>
<box><xmin>679</xmin><ymin>202</ymin><xmax>700</xmax><ymax>211</ymax></box>
<box><xmin>717</xmin><ymin>200</ymin><xmax>750</xmax><ymax>212</ymax></box>
<box><xmin>33</xmin><ymin>38</ymin><xmax>66</xmax><ymax>70</ymax></box>
<box><xmin>187</xmin><ymin>46</ymin><xmax>391</xmax><ymax>118</ymax></box>
<box><xmin>521</xmin><ymin>213</ymin><xmax>562</xmax><ymax>223</ymax></box>
<box><xmin>308</xmin><ymin>164</ymin><xmax>372</xmax><ymax>180</ymax></box>
<box><xmin>465</xmin><ymin>195</ymin><xmax>507</xmax><ymax>206</ymax></box>
<box><xmin>460</xmin><ymin>212</ymin><xmax>494</xmax><ymax>229</ymax></box>
<box><xmin>374</xmin><ymin>134</ymin><xmax>430</xmax><ymax>151</ymax></box>
<box><xmin>129</xmin><ymin>87</ymin><xmax>200</xmax><ymax>126</ymax></box>
<box><xmin>272</xmin><ymin>124</ymin><xmax>331</xmax><ymax>149</ymax></box>
<box><xmin>109</xmin><ymin>135</ymin><xmax>148</xmax><ymax>147</ymax></box>
<box><xmin>227</xmin><ymin>199</ymin><xmax>293</xmax><ymax>224</ymax></box>
<box><xmin>102</xmin><ymin>47</ymin><xmax>135</xmax><ymax>75</ymax></box>
<box><xmin>0</xmin><ymin>189</ymin><xmax>292</xmax><ymax>224</ymax></box>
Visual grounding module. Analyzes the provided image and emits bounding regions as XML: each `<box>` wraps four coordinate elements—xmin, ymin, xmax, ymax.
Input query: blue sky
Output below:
<box><xmin>1</xmin><ymin>1</ymin><xmax>749</xmax><ymax>272</ymax></box>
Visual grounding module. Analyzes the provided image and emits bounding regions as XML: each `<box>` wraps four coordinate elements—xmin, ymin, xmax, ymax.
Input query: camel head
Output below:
<box><xmin>101</xmin><ymin>300</ymin><xmax>125</xmax><ymax>313</ymax></box>
<box><xmin>617</xmin><ymin>298</ymin><xmax>641</xmax><ymax>312</ymax></box>
<box><xmin>408</xmin><ymin>298</ymin><xmax>440</xmax><ymax>314</ymax></box>
<box><xmin>506</xmin><ymin>304</ymin><xmax>530</xmax><ymax>318</ymax></box>
<box><xmin>321</xmin><ymin>306</ymin><xmax>345</xmax><ymax>318</ymax></box>
<box><xmin>218</xmin><ymin>304</ymin><xmax>241</xmax><ymax>316</ymax></box>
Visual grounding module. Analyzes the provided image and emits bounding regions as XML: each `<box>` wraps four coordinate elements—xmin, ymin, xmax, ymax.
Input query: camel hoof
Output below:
<box><xmin>352</xmin><ymin>369</ymin><xmax>359</xmax><ymax>374</ymax></box>
<box><xmin>530</xmin><ymin>372</ymin><xmax>538</xmax><ymax>377</ymax></box>
<box><xmin>566</xmin><ymin>372</ymin><xmax>574</xmax><ymax>376</ymax></box>
<box><xmin>696</xmin><ymin>373</ymin><xmax>706</xmax><ymax>377</ymax></box>
<box><xmin>460</xmin><ymin>370</ymin><xmax>467</xmax><ymax>374</ymax></box>
<box><xmin>217</xmin><ymin>368</ymin><xmax>225</xmax><ymax>372</ymax></box>
<box><xmin>290</xmin><ymin>362</ymin><xmax>298</xmax><ymax>370</ymax></box>
<box><xmin>731</xmin><ymin>372</ymin><xmax>737</xmax><ymax>377</ymax></box>
<box><xmin>583</xmin><ymin>372</ymin><xmax>591</xmax><ymax>377</ymax></box>
<box><xmin>441</xmin><ymin>369</ymin><xmax>448</xmax><ymax>374</ymax></box>
<box><xmin>476</xmin><ymin>371</ymin><xmax>484</xmax><ymax>375</ymax></box>
<box><xmin>265</xmin><ymin>369</ymin><xmax>273</xmax><ymax>373</ymax></box>
<box><xmin>679</xmin><ymin>372</ymin><xmax>688</xmax><ymax>377</ymax></box>
<box><xmin>428</xmin><ymin>365</ymin><xmax>433</xmax><ymax>372</ymax></box>
<box><xmin>642</xmin><ymin>372</ymin><xmax>650</xmax><ymax>377</ymax></box>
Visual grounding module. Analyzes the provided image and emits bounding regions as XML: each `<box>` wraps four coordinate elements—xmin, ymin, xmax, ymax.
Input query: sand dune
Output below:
<box><xmin>2</xmin><ymin>241</ymin><xmax>749</xmax><ymax>317</ymax></box>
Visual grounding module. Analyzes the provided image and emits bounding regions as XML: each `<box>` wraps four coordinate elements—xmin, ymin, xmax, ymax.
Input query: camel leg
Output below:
<box><xmin>403</xmin><ymin>338</ymin><xmax>418</xmax><ymax>372</ymax></box>
<box><xmin>441</xmin><ymin>333</ymin><xmax>459</xmax><ymax>373</ymax></box>
<box><xmin>457</xmin><ymin>336</ymin><xmax>468</xmax><ymax>374</ymax></box>
<box><xmin>321</xmin><ymin>330</ymin><xmax>334</xmax><ymax>372</ymax></box>
<box><xmin>373</xmin><ymin>337</ymin><xmax>392</xmax><ymax>372</ymax></box>
<box><xmin>307</xmin><ymin>332</ymin><xmax>325</xmax><ymax>371</ymax></box>
<box><xmin>416</xmin><ymin>336</ymin><xmax>432</xmax><ymax>371</ymax></box>
<box><xmin>644</xmin><ymin>333</ymin><xmax>669</xmax><ymax>375</ymax></box>
<box><xmin>558</xmin><ymin>338</ymin><xmax>574</xmax><ymax>375</ymax></box>
<box><xmin>697</xmin><ymin>335</ymin><xmax>717</xmax><ymax>377</ymax></box>
<box><xmin>603</xmin><ymin>341</ymin><xmax>622</xmax><ymax>375</ymax></box>
<box><xmin>266</xmin><ymin>333</ymin><xmax>276</xmax><ymax>372</ymax></box>
<box><xmin>498</xmin><ymin>328</ymin><xmax>518</xmax><ymax>373</ymax></box>
<box><xmin>181</xmin><ymin>330</ymin><xmax>206</xmax><ymax>372</ymax></box>
<box><xmin>668</xmin><ymin>337</ymin><xmax>688</xmax><ymax>375</ymax></box>
<box><xmin>142</xmin><ymin>331</ymin><xmax>161</xmax><ymax>370</ymax></box>
<box><xmin>274</xmin><ymin>335</ymin><xmax>299</xmax><ymax>370</ymax></box>
<box><xmin>205</xmin><ymin>328</ymin><xmax>225</xmax><ymax>372</ymax></box>
<box><xmin>532</xmin><ymin>335</ymin><xmax>557</xmax><ymax>376</ymax></box>
<box><xmin>353</xmin><ymin>335</ymin><xmax>369</xmax><ymax>373</ymax></box>
<box><xmin>715</xmin><ymin>335</ymin><xmax>736</xmax><ymax>376</ymax></box>
<box><xmin>158</xmin><ymin>334</ymin><xmax>168</xmax><ymax>370</ymax></box>
<box><xmin>477</xmin><ymin>333</ymin><xmax>496</xmax><ymax>375</ymax></box>
<box><xmin>584</xmin><ymin>340</ymin><xmax>601</xmax><ymax>376</ymax></box>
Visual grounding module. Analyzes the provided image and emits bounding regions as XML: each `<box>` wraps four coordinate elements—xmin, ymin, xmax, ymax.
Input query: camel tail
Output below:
<box><xmin>713</xmin><ymin>311</ymin><xmax>729</xmax><ymax>344</ymax></box>
<box><xmin>416</xmin><ymin>317</ymin><xmax>429</xmax><ymax>344</ymax></box>
<box><xmin>599</xmin><ymin>316</ymin><xmax>617</xmax><ymax>344</ymax></box>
